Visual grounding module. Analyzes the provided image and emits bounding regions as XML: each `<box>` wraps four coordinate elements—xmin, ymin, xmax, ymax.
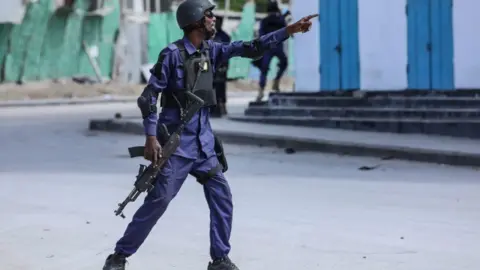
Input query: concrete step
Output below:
<box><xmin>245</xmin><ymin>106</ymin><xmax>480</xmax><ymax>119</ymax></box>
<box><xmin>268</xmin><ymin>96</ymin><xmax>480</xmax><ymax>108</ymax></box>
<box><xmin>229</xmin><ymin>115</ymin><xmax>480</xmax><ymax>139</ymax></box>
<box><xmin>270</xmin><ymin>89</ymin><xmax>480</xmax><ymax>98</ymax></box>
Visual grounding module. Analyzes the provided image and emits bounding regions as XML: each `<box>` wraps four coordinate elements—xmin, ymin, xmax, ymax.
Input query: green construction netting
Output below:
<box><xmin>0</xmin><ymin>0</ymin><xmax>119</xmax><ymax>82</ymax></box>
<box><xmin>227</xmin><ymin>1</ymin><xmax>256</xmax><ymax>79</ymax></box>
<box><xmin>148</xmin><ymin>11</ymin><xmax>183</xmax><ymax>63</ymax></box>
<box><xmin>39</xmin><ymin>9</ymin><xmax>69</xmax><ymax>80</ymax></box>
<box><xmin>3</xmin><ymin>0</ymin><xmax>51</xmax><ymax>82</ymax></box>
<box><xmin>78</xmin><ymin>0</ymin><xmax>120</xmax><ymax>78</ymax></box>
<box><xmin>0</xmin><ymin>23</ymin><xmax>13</xmax><ymax>79</ymax></box>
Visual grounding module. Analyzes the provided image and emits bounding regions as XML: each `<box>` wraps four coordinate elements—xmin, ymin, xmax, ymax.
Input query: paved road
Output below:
<box><xmin>1</xmin><ymin>103</ymin><xmax>479</xmax><ymax>270</ymax></box>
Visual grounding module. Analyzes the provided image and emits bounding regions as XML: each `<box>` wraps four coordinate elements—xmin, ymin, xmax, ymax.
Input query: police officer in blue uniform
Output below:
<box><xmin>255</xmin><ymin>0</ymin><xmax>290</xmax><ymax>101</ymax></box>
<box><xmin>211</xmin><ymin>15</ymin><xmax>231</xmax><ymax>117</ymax></box>
<box><xmin>102</xmin><ymin>0</ymin><xmax>317</xmax><ymax>269</ymax></box>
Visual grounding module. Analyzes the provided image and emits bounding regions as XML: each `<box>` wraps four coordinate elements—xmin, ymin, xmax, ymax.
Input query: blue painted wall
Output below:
<box><xmin>319</xmin><ymin>0</ymin><xmax>341</xmax><ymax>90</ymax></box>
<box><xmin>407</xmin><ymin>0</ymin><xmax>454</xmax><ymax>90</ymax></box>
<box><xmin>319</xmin><ymin>0</ymin><xmax>360</xmax><ymax>91</ymax></box>
<box><xmin>340</xmin><ymin>0</ymin><xmax>360</xmax><ymax>90</ymax></box>
<box><xmin>430</xmin><ymin>0</ymin><xmax>454</xmax><ymax>90</ymax></box>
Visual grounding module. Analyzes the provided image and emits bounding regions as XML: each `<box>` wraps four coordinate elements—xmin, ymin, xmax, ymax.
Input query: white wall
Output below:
<box><xmin>0</xmin><ymin>1</ymin><xmax>25</xmax><ymax>24</ymax></box>
<box><xmin>453</xmin><ymin>0</ymin><xmax>480</xmax><ymax>89</ymax></box>
<box><xmin>358</xmin><ymin>0</ymin><xmax>407</xmax><ymax>90</ymax></box>
<box><xmin>291</xmin><ymin>0</ymin><xmax>320</xmax><ymax>92</ymax></box>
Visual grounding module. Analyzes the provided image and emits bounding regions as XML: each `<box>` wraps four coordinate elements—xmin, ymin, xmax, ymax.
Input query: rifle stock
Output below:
<box><xmin>128</xmin><ymin>146</ymin><xmax>145</xmax><ymax>158</ymax></box>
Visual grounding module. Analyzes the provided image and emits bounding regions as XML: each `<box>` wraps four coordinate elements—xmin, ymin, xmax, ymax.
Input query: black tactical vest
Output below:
<box><xmin>160</xmin><ymin>40</ymin><xmax>217</xmax><ymax>109</ymax></box>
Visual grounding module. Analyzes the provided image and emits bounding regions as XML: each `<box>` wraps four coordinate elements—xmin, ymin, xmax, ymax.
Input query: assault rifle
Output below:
<box><xmin>114</xmin><ymin>91</ymin><xmax>204</xmax><ymax>219</ymax></box>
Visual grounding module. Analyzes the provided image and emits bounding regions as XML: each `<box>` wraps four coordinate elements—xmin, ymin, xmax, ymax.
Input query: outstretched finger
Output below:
<box><xmin>303</xmin><ymin>14</ymin><xmax>319</xmax><ymax>21</ymax></box>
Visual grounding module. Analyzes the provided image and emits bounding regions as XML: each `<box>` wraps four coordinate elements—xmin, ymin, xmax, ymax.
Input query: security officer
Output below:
<box><xmin>256</xmin><ymin>0</ymin><xmax>290</xmax><ymax>102</ymax></box>
<box><xmin>211</xmin><ymin>15</ymin><xmax>231</xmax><ymax>117</ymax></box>
<box><xmin>102</xmin><ymin>0</ymin><xmax>317</xmax><ymax>269</ymax></box>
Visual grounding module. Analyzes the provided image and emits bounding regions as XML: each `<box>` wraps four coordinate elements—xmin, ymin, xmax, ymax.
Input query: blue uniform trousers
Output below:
<box><xmin>114</xmin><ymin>153</ymin><xmax>233</xmax><ymax>260</ymax></box>
<box><xmin>259</xmin><ymin>46</ymin><xmax>288</xmax><ymax>89</ymax></box>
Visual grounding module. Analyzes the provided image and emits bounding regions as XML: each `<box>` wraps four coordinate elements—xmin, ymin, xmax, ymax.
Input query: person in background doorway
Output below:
<box><xmin>211</xmin><ymin>15</ymin><xmax>231</xmax><ymax>117</ymax></box>
<box><xmin>255</xmin><ymin>0</ymin><xmax>289</xmax><ymax>102</ymax></box>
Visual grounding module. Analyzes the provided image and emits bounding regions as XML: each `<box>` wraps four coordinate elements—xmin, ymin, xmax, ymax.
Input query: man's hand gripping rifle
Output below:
<box><xmin>114</xmin><ymin>91</ymin><xmax>204</xmax><ymax>219</ymax></box>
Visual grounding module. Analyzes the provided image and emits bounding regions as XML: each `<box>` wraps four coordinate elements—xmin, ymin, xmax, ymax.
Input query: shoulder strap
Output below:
<box><xmin>173</xmin><ymin>40</ymin><xmax>188</xmax><ymax>64</ymax></box>
<box><xmin>201</xmin><ymin>41</ymin><xmax>214</xmax><ymax>69</ymax></box>
<box><xmin>202</xmin><ymin>40</ymin><xmax>210</xmax><ymax>50</ymax></box>
<box><xmin>172</xmin><ymin>40</ymin><xmax>189</xmax><ymax>91</ymax></box>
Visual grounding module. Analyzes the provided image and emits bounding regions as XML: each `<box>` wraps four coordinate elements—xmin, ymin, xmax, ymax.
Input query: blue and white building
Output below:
<box><xmin>291</xmin><ymin>0</ymin><xmax>480</xmax><ymax>92</ymax></box>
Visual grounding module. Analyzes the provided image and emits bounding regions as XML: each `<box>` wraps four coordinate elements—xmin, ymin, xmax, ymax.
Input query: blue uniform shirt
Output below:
<box><xmin>213</xmin><ymin>29</ymin><xmax>231</xmax><ymax>80</ymax></box>
<box><xmin>213</xmin><ymin>29</ymin><xmax>231</xmax><ymax>44</ymax></box>
<box><xmin>144</xmin><ymin>27</ymin><xmax>290</xmax><ymax>159</ymax></box>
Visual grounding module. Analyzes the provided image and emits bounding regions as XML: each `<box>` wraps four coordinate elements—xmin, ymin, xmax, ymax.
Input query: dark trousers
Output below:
<box><xmin>214</xmin><ymin>81</ymin><xmax>227</xmax><ymax>104</ymax></box>
<box><xmin>259</xmin><ymin>47</ymin><xmax>288</xmax><ymax>89</ymax></box>
<box><xmin>212</xmin><ymin>81</ymin><xmax>227</xmax><ymax>116</ymax></box>
<box><xmin>114</xmin><ymin>154</ymin><xmax>233</xmax><ymax>260</ymax></box>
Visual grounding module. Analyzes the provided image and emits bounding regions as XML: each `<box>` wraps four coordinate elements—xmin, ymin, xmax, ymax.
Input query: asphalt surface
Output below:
<box><xmin>1</xmin><ymin>103</ymin><xmax>479</xmax><ymax>270</ymax></box>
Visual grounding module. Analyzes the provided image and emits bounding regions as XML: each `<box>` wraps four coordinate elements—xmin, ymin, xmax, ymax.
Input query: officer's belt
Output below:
<box><xmin>190</xmin><ymin>163</ymin><xmax>223</xmax><ymax>185</ymax></box>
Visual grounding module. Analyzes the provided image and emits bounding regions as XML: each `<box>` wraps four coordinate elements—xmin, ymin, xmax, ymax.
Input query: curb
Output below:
<box><xmin>88</xmin><ymin>118</ymin><xmax>480</xmax><ymax>168</ymax></box>
<box><xmin>0</xmin><ymin>96</ymin><xmax>137</xmax><ymax>108</ymax></box>
<box><xmin>89</xmin><ymin>118</ymin><xmax>145</xmax><ymax>135</ymax></box>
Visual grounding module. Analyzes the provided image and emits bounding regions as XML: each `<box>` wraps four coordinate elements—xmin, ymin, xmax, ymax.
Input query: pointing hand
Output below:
<box><xmin>286</xmin><ymin>14</ymin><xmax>319</xmax><ymax>35</ymax></box>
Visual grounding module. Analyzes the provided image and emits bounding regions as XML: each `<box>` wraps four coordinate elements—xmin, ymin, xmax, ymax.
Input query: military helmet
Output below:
<box><xmin>176</xmin><ymin>0</ymin><xmax>216</xmax><ymax>29</ymax></box>
<box><xmin>267</xmin><ymin>0</ymin><xmax>280</xmax><ymax>13</ymax></box>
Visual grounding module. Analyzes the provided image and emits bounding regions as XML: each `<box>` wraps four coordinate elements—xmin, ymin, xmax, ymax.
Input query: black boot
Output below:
<box><xmin>207</xmin><ymin>256</ymin><xmax>239</xmax><ymax>270</ymax></box>
<box><xmin>256</xmin><ymin>87</ymin><xmax>265</xmax><ymax>102</ymax></box>
<box><xmin>220</xmin><ymin>102</ymin><xmax>228</xmax><ymax>116</ymax></box>
<box><xmin>102</xmin><ymin>253</ymin><xmax>127</xmax><ymax>270</ymax></box>
<box><xmin>272</xmin><ymin>79</ymin><xmax>281</xmax><ymax>92</ymax></box>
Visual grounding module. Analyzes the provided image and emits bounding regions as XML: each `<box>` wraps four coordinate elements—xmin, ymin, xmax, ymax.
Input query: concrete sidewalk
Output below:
<box><xmin>0</xmin><ymin>77</ymin><xmax>277</xmax><ymax>107</ymax></box>
<box><xmin>0</xmin><ymin>90</ymin><xmax>260</xmax><ymax>108</ymax></box>
<box><xmin>89</xmin><ymin>113</ymin><xmax>480</xmax><ymax>167</ymax></box>
<box><xmin>0</xmin><ymin>95</ymin><xmax>137</xmax><ymax>107</ymax></box>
